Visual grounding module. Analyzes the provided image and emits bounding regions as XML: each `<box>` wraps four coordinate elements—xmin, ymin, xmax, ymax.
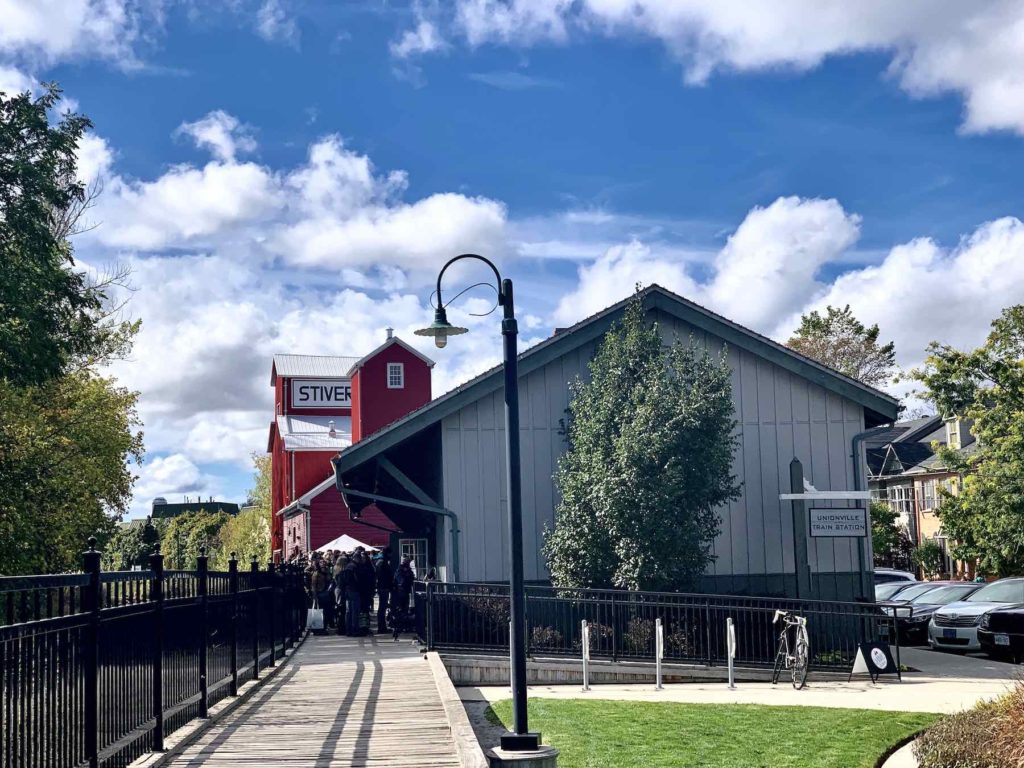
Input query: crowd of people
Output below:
<box><xmin>291</xmin><ymin>546</ymin><xmax>418</xmax><ymax>637</ymax></box>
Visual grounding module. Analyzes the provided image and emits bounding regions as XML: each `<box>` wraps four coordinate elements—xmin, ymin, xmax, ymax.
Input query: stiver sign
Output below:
<box><xmin>809</xmin><ymin>508</ymin><xmax>867</xmax><ymax>537</ymax></box>
<box><xmin>291</xmin><ymin>379</ymin><xmax>352</xmax><ymax>409</ymax></box>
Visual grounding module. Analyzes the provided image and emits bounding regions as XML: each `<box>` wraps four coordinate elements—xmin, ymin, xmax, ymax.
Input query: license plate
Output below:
<box><xmin>995</xmin><ymin>634</ymin><xmax>1010</xmax><ymax>646</ymax></box>
<box><xmin>943</xmin><ymin>628</ymin><xmax>957</xmax><ymax>640</ymax></box>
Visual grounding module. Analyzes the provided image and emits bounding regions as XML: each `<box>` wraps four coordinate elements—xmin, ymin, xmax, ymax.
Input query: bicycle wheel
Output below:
<box><xmin>791</xmin><ymin>632</ymin><xmax>809</xmax><ymax>690</ymax></box>
<box><xmin>771</xmin><ymin>635</ymin><xmax>787</xmax><ymax>685</ymax></box>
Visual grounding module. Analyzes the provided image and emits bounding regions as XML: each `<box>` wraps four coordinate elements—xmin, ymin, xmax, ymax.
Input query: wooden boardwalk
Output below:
<box><xmin>168</xmin><ymin>634</ymin><xmax>463</xmax><ymax>767</ymax></box>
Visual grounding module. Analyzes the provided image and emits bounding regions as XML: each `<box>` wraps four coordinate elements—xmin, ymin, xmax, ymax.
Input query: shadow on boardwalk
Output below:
<box><xmin>169</xmin><ymin>634</ymin><xmax>461</xmax><ymax>768</ymax></box>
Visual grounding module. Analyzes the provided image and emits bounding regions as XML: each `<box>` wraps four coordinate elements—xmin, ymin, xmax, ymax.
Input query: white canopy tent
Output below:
<box><xmin>314</xmin><ymin>534</ymin><xmax>378</xmax><ymax>553</ymax></box>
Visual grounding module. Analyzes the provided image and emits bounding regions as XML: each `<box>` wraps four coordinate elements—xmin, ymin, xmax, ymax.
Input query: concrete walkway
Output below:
<box><xmin>457</xmin><ymin>647</ymin><xmax>1021</xmax><ymax>715</ymax></box>
<box><xmin>168</xmin><ymin>634</ymin><xmax>463</xmax><ymax>768</ymax></box>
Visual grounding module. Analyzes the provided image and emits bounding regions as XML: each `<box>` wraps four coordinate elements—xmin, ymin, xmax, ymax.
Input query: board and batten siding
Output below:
<box><xmin>440</xmin><ymin>308</ymin><xmax>870</xmax><ymax>599</ymax></box>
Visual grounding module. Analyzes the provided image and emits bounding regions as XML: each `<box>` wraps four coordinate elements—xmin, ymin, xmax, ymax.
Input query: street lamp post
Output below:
<box><xmin>416</xmin><ymin>254</ymin><xmax>539</xmax><ymax>752</ymax></box>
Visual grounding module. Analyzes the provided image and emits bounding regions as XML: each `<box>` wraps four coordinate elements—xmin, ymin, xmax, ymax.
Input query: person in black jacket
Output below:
<box><xmin>374</xmin><ymin>549</ymin><xmax>393</xmax><ymax>634</ymax></box>
<box><xmin>355</xmin><ymin>549</ymin><xmax>376</xmax><ymax>630</ymax></box>
<box><xmin>342</xmin><ymin>555</ymin><xmax>361</xmax><ymax>636</ymax></box>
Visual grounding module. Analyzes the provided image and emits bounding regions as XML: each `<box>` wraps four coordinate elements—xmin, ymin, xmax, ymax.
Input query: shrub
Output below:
<box><xmin>624</xmin><ymin>617</ymin><xmax>655</xmax><ymax>656</ymax></box>
<box><xmin>530</xmin><ymin>625</ymin><xmax>564</xmax><ymax>651</ymax></box>
<box><xmin>915</xmin><ymin>679</ymin><xmax>1024</xmax><ymax>768</ymax></box>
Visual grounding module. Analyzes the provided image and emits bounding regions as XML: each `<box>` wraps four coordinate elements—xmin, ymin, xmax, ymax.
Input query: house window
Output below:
<box><xmin>919</xmin><ymin>478</ymin><xmax>938</xmax><ymax>511</ymax></box>
<box><xmin>945</xmin><ymin>419</ymin><xmax>961</xmax><ymax>450</ymax></box>
<box><xmin>399</xmin><ymin>538</ymin><xmax>428</xmax><ymax>577</ymax></box>
<box><xmin>387</xmin><ymin>362</ymin><xmax>405</xmax><ymax>389</ymax></box>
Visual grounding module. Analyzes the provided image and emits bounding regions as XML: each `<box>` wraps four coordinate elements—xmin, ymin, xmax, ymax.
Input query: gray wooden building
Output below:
<box><xmin>334</xmin><ymin>286</ymin><xmax>899</xmax><ymax>601</ymax></box>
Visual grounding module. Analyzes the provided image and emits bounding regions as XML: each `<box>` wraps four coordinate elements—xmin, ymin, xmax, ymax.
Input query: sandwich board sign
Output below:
<box><xmin>849</xmin><ymin>641</ymin><xmax>900</xmax><ymax>683</ymax></box>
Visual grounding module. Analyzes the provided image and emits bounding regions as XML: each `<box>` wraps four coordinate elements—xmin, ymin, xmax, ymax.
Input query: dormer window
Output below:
<box><xmin>945</xmin><ymin>418</ymin><xmax>961</xmax><ymax>450</ymax></box>
<box><xmin>387</xmin><ymin>362</ymin><xmax>405</xmax><ymax>389</ymax></box>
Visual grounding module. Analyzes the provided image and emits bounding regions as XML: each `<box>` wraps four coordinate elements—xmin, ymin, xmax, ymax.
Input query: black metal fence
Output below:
<box><xmin>417</xmin><ymin>582</ymin><xmax>899</xmax><ymax>672</ymax></box>
<box><xmin>0</xmin><ymin>539</ymin><xmax>307</xmax><ymax>768</ymax></box>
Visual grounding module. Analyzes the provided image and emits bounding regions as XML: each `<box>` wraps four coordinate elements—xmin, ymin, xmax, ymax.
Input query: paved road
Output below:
<box><xmin>458</xmin><ymin>647</ymin><xmax>1020</xmax><ymax>714</ymax></box>
<box><xmin>168</xmin><ymin>634</ymin><xmax>462</xmax><ymax>767</ymax></box>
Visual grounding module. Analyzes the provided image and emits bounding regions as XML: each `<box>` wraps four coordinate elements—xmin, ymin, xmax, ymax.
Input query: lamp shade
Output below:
<box><xmin>414</xmin><ymin>307</ymin><xmax>468</xmax><ymax>349</ymax></box>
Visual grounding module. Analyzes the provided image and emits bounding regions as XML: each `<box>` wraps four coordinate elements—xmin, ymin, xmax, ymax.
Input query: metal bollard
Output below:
<box><xmin>655</xmin><ymin>617</ymin><xmax>664</xmax><ymax>690</ymax></box>
<box><xmin>727</xmin><ymin>617</ymin><xmax>737</xmax><ymax>690</ymax></box>
<box><xmin>582</xmin><ymin>619</ymin><xmax>591</xmax><ymax>692</ymax></box>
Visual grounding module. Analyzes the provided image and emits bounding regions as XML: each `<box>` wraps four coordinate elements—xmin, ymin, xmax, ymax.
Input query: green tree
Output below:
<box><xmin>913</xmin><ymin>540</ymin><xmax>946</xmax><ymax>579</ymax></box>
<box><xmin>101</xmin><ymin>518</ymin><xmax>161</xmax><ymax>570</ymax></box>
<box><xmin>543</xmin><ymin>292</ymin><xmax>741</xmax><ymax>592</ymax></box>
<box><xmin>786</xmin><ymin>305</ymin><xmax>897</xmax><ymax>387</ymax></box>
<box><xmin>215</xmin><ymin>507</ymin><xmax>271</xmax><ymax>571</ymax></box>
<box><xmin>161</xmin><ymin>510</ymin><xmax>231</xmax><ymax>570</ymax></box>
<box><xmin>870</xmin><ymin>501</ymin><xmax>914</xmax><ymax>567</ymax></box>
<box><xmin>0</xmin><ymin>372</ymin><xmax>143</xmax><ymax>574</ymax></box>
<box><xmin>914</xmin><ymin>305</ymin><xmax>1024</xmax><ymax>576</ymax></box>
<box><xmin>0</xmin><ymin>85</ymin><xmax>134</xmax><ymax>386</ymax></box>
<box><xmin>0</xmin><ymin>86</ymin><xmax>143</xmax><ymax>575</ymax></box>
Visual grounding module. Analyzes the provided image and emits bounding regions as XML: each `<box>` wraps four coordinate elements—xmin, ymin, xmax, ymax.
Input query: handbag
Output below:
<box><xmin>306</xmin><ymin>598</ymin><xmax>325</xmax><ymax>632</ymax></box>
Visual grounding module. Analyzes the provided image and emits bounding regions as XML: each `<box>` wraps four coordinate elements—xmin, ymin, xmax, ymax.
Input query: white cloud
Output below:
<box><xmin>705</xmin><ymin>197</ymin><xmax>860</xmax><ymax>332</ymax></box>
<box><xmin>0</xmin><ymin>0</ymin><xmax>142</xmax><ymax>67</ymax></box>
<box><xmin>176</xmin><ymin>110</ymin><xmax>258</xmax><ymax>162</ymax></box>
<box><xmin>0</xmin><ymin>64</ymin><xmax>33</xmax><ymax>94</ymax></box>
<box><xmin>131</xmin><ymin>453</ymin><xmax>221</xmax><ymax>517</ymax></box>
<box><xmin>255</xmin><ymin>0</ymin><xmax>300</xmax><ymax>47</ymax></box>
<box><xmin>390</xmin><ymin>19</ymin><xmax>447</xmax><ymax>59</ymax></box>
<box><xmin>399</xmin><ymin>1</ymin><xmax>1024</xmax><ymax>135</ymax></box>
<box><xmin>554</xmin><ymin>198</ymin><xmax>1024</xmax><ymax>391</ymax></box>
<box><xmin>76</xmin><ymin>133</ymin><xmax>114</xmax><ymax>185</ymax></box>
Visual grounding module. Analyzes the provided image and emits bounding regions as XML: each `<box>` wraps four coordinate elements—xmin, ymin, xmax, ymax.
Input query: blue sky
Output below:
<box><xmin>4</xmin><ymin>1</ymin><xmax>1024</xmax><ymax>516</ymax></box>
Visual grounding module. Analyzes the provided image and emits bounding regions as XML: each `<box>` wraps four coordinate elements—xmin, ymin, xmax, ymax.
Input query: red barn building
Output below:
<box><xmin>267</xmin><ymin>331</ymin><xmax>433</xmax><ymax>562</ymax></box>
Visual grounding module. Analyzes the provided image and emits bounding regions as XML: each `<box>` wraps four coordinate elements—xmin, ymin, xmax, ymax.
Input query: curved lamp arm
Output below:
<box><xmin>435</xmin><ymin>253</ymin><xmax>504</xmax><ymax>309</ymax></box>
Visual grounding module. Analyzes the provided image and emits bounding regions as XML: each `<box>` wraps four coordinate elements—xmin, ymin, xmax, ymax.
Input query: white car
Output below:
<box><xmin>928</xmin><ymin>578</ymin><xmax>1024</xmax><ymax>652</ymax></box>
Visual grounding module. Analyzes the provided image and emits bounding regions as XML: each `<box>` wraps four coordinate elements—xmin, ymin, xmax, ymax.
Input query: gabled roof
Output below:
<box><xmin>277</xmin><ymin>473</ymin><xmax>338</xmax><ymax>517</ymax></box>
<box><xmin>270</xmin><ymin>354</ymin><xmax>360</xmax><ymax>385</ymax></box>
<box><xmin>334</xmin><ymin>284</ymin><xmax>900</xmax><ymax>474</ymax></box>
<box><xmin>346</xmin><ymin>336</ymin><xmax>435</xmax><ymax>375</ymax></box>
<box><xmin>892</xmin><ymin>415</ymin><xmax>943</xmax><ymax>443</ymax></box>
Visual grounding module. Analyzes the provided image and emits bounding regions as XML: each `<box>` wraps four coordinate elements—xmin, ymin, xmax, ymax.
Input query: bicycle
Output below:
<box><xmin>771</xmin><ymin>609</ymin><xmax>810</xmax><ymax>689</ymax></box>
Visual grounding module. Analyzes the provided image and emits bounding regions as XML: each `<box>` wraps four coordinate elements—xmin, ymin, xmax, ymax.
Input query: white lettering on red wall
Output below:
<box><xmin>290</xmin><ymin>378</ymin><xmax>352</xmax><ymax>408</ymax></box>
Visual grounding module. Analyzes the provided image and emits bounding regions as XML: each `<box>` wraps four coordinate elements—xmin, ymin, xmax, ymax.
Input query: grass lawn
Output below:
<box><xmin>488</xmin><ymin>699</ymin><xmax>939</xmax><ymax>768</ymax></box>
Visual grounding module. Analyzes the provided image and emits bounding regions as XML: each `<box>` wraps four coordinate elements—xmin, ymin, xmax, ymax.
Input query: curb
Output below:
<box><xmin>876</xmin><ymin>732</ymin><xmax>924</xmax><ymax>768</ymax></box>
<box><xmin>128</xmin><ymin>633</ymin><xmax>308</xmax><ymax>768</ymax></box>
<box><xmin>427</xmin><ymin>651</ymin><xmax>490</xmax><ymax>768</ymax></box>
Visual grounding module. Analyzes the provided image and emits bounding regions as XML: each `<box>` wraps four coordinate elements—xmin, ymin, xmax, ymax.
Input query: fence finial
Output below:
<box><xmin>199</xmin><ymin>545</ymin><xmax>207</xmax><ymax>557</ymax></box>
<box><xmin>230</xmin><ymin>551</ymin><xmax>237</xmax><ymax>561</ymax></box>
<box><xmin>87</xmin><ymin>536</ymin><xmax>97</xmax><ymax>552</ymax></box>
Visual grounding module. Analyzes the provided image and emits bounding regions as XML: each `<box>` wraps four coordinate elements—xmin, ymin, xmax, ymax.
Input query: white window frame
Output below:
<box><xmin>399</xmin><ymin>538</ymin><xmax>428</xmax><ymax>577</ymax></box>
<box><xmin>387</xmin><ymin>362</ymin><xmax>405</xmax><ymax>389</ymax></box>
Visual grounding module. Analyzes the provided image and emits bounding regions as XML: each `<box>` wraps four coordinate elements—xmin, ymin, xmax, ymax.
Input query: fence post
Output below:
<box><xmin>197</xmin><ymin>547</ymin><xmax>209</xmax><ymax>717</ymax></box>
<box><xmin>425</xmin><ymin>580</ymin><xmax>434</xmax><ymax>650</ymax></box>
<box><xmin>150</xmin><ymin>548</ymin><xmax>165</xmax><ymax>751</ymax></box>
<box><xmin>655</xmin><ymin>617</ymin><xmax>663</xmax><ymax>690</ymax></box>
<box><xmin>705</xmin><ymin>603</ymin><xmax>713</xmax><ymax>666</ymax></box>
<box><xmin>82</xmin><ymin>537</ymin><xmax>102</xmax><ymax>768</ymax></box>
<box><xmin>267</xmin><ymin>561</ymin><xmax>276</xmax><ymax>666</ymax></box>
<box><xmin>229</xmin><ymin>553</ymin><xmax>239</xmax><ymax>696</ymax></box>
<box><xmin>611</xmin><ymin>593</ymin><xmax>619</xmax><ymax>663</ymax></box>
<box><xmin>726</xmin><ymin>617</ymin><xmax>736</xmax><ymax>690</ymax></box>
<box><xmin>250</xmin><ymin>556</ymin><xmax>260</xmax><ymax>680</ymax></box>
<box><xmin>581</xmin><ymin>619</ymin><xmax>590</xmax><ymax>692</ymax></box>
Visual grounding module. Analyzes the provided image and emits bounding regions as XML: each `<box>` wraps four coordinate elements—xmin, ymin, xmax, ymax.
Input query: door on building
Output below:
<box><xmin>399</xmin><ymin>538</ymin><xmax>429</xmax><ymax>578</ymax></box>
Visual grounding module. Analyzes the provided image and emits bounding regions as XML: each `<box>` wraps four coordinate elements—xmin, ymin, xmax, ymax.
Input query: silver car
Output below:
<box><xmin>928</xmin><ymin>578</ymin><xmax>1024</xmax><ymax>651</ymax></box>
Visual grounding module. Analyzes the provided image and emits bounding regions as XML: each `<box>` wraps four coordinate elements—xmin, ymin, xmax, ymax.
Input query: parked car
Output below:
<box><xmin>978</xmin><ymin>606</ymin><xmax>1024</xmax><ymax>663</ymax></box>
<box><xmin>885</xmin><ymin>583</ymin><xmax>983</xmax><ymax>645</ymax></box>
<box><xmin>875</xmin><ymin>581</ymin><xmax>917</xmax><ymax>602</ymax></box>
<box><xmin>874</xmin><ymin>568</ymin><xmax>918</xmax><ymax>585</ymax></box>
<box><xmin>928</xmin><ymin>578</ymin><xmax>1024</xmax><ymax>652</ymax></box>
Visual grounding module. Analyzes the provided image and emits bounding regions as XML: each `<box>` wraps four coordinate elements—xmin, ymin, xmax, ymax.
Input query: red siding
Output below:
<box><xmin>308</xmin><ymin>489</ymin><xmax>393</xmax><ymax>550</ymax></box>
<box><xmin>292</xmin><ymin>452</ymin><xmax>334</xmax><ymax>501</ymax></box>
<box><xmin>352</xmin><ymin>344</ymin><xmax>431</xmax><ymax>441</ymax></box>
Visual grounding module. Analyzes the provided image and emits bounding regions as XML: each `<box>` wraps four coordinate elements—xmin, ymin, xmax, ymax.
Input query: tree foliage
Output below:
<box><xmin>914</xmin><ymin>305</ymin><xmax>1024</xmax><ymax>576</ymax></box>
<box><xmin>786</xmin><ymin>305</ymin><xmax>896</xmax><ymax>387</ymax></box>
<box><xmin>870</xmin><ymin>501</ymin><xmax>914</xmax><ymax>567</ymax></box>
<box><xmin>215</xmin><ymin>507</ymin><xmax>271</xmax><ymax>571</ymax></box>
<box><xmin>913</xmin><ymin>540</ymin><xmax>946</xmax><ymax>579</ymax></box>
<box><xmin>0</xmin><ymin>86</ymin><xmax>143</xmax><ymax>575</ymax></box>
<box><xmin>101</xmin><ymin>518</ymin><xmax>161</xmax><ymax>571</ymax></box>
<box><xmin>161</xmin><ymin>510</ymin><xmax>231</xmax><ymax>570</ymax></box>
<box><xmin>543</xmin><ymin>292</ymin><xmax>740</xmax><ymax>592</ymax></box>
